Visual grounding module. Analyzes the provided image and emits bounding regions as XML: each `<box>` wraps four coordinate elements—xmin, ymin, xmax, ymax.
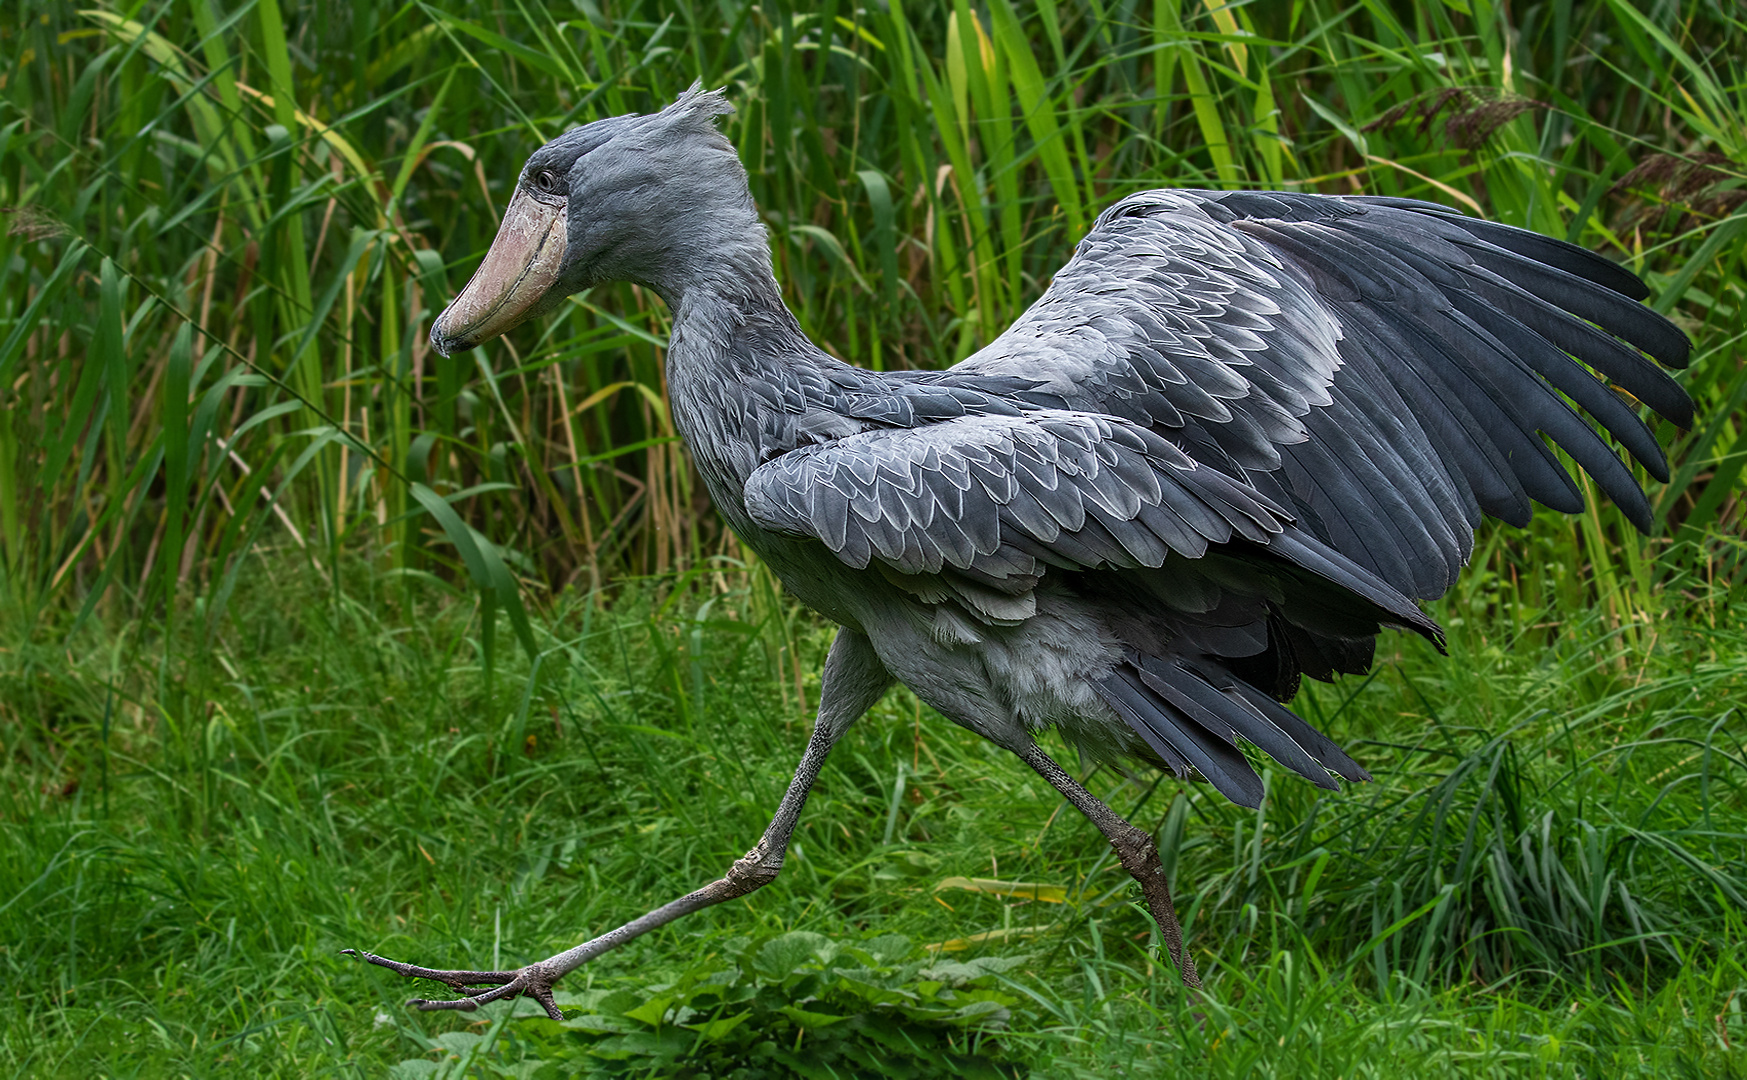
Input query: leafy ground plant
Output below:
<box><xmin>392</xmin><ymin>932</ymin><xmax>1032</xmax><ymax>1079</ymax></box>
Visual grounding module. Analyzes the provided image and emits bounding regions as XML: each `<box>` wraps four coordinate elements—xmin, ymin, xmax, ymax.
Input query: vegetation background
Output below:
<box><xmin>1</xmin><ymin>0</ymin><xmax>1744</xmax><ymax>1075</ymax></box>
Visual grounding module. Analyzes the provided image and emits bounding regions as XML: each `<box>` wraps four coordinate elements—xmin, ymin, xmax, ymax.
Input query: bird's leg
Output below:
<box><xmin>351</xmin><ymin>628</ymin><xmax>892</xmax><ymax>1019</ymax></box>
<box><xmin>350</xmin><ymin>718</ymin><xmax>847</xmax><ymax>1017</ymax></box>
<box><xmin>1015</xmin><ymin>741</ymin><xmax>1203</xmax><ymax>991</ymax></box>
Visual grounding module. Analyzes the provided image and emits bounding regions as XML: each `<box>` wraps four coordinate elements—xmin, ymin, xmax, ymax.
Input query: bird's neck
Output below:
<box><xmin>637</xmin><ymin>171</ymin><xmax>785</xmax><ymax>314</ymax></box>
<box><xmin>659</xmin><ymin>241</ymin><xmax>827</xmax><ymax>490</ymax></box>
<box><xmin>647</xmin><ymin>169</ymin><xmax>852</xmax><ymax>496</ymax></box>
<box><xmin>663</xmin><ymin>274</ymin><xmax>824</xmax><ymax>427</ymax></box>
<box><xmin>628</xmin><ymin>153</ymin><xmax>822</xmax><ymax>381</ymax></box>
<box><xmin>659</xmin><ymin>202</ymin><xmax>822</xmax><ymax>394</ymax></box>
<box><xmin>667</xmin><ymin>268</ymin><xmax>795</xmax><ymax>350</ymax></box>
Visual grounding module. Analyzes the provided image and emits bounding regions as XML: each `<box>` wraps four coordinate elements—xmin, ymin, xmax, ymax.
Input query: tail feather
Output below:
<box><xmin>1217</xmin><ymin>671</ymin><xmax>1372</xmax><ymax>783</ymax></box>
<box><xmin>1098</xmin><ymin>650</ymin><xmax>1373</xmax><ymax>806</ymax></box>
<box><xmin>1132</xmin><ymin>652</ymin><xmax>1337</xmax><ymax>791</ymax></box>
<box><xmin>1096</xmin><ymin>665</ymin><xmax>1265</xmax><ymax>808</ymax></box>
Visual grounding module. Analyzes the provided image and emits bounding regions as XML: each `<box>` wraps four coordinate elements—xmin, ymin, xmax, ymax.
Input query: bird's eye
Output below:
<box><xmin>533</xmin><ymin>170</ymin><xmax>561</xmax><ymax>196</ymax></box>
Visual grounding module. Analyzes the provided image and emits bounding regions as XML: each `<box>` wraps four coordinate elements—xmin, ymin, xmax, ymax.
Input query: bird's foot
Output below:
<box><xmin>345</xmin><ymin>836</ymin><xmax>794</xmax><ymax>1021</ymax></box>
<box><xmin>341</xmin><ymin>949</ymin><xmax>565</xmax><ymax>1020</ymax></box>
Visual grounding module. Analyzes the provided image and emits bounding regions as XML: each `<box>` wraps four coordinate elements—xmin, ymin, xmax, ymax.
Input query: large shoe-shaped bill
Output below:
<box><xmin>431</xmin><ymin>189</ymin><xmax>566</xmax><ymax>356</ymax></box>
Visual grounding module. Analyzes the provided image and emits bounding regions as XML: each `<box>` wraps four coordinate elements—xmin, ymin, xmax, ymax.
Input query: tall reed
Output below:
<box><xmin>1</xmin><ymin>0</ymin><xmax>1741</xmax><ymax>669</ymax></box>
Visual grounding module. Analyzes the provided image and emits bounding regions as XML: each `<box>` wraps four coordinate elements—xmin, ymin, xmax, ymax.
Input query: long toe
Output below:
<box><xmin>347</xmin><ymin>943</ymin><xmax>573</xmax><ymax>1013</ymax></box>
<box><xmin>406</xmin><ymin>969</ymin><xmax>564</xmax><ymax>1019</ymax></box>
<box><xmin>342</xmin><ymin>948</ymin><xmax>521</xmax><ymax>990</ymax></box>
<box><xmin>407</xmin><ymin>977</ymin><xmax>524</xmax><ymax>1013</ymax></box>
<box><xmin>343</xmin><ymin>950</ymin><xmax>567</xmax><ymax>1020</ymax></box>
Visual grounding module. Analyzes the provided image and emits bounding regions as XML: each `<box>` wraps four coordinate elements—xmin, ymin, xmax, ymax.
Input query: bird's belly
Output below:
<box><xmin>850</xmin><ymin>583</ymin><xmax>1136</xmax><ymax>758</ymax></box>
<box><xmin>746</xmin><ymin>535</ymin><xmax>872</xmax><ymax>631</ymax></box>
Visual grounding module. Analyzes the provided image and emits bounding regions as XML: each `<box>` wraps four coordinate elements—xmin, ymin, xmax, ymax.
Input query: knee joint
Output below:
<box><xmin>726</xmin><ymin>848</ymin><xmax>782</xmax><ymax>892</ymax></box>
<box><xmin>1111</xmin><ymin>825</ymin><xmax>1160</xmax><ymax>869</ymax></box>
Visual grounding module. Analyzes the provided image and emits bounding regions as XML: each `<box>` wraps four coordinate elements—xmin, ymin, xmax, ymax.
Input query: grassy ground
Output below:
<box><xmin>3</xmin><ymin>0</ymin><xmax>1747</xmax><ymax>1076</ymax></box>
<box><xmin>2</xmin><ymin>548</ymin><xmax>1744</xmax><ymax>1077</ymax></box>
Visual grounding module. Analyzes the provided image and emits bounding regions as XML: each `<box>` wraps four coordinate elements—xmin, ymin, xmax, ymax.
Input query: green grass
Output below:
<box><xmin>0</xmin><ymin>0</ymin><xmax>1743</xmax><ymax>628</ymax></box>
<box><xmin>1</xmin><ymin>560</ymin><xmax>1743</xmax><ymax>1076</ymax></box>
<box><xmin>3</xmin><ymin>0</ymin><xmax>1747</xmax><ymax>1075</ymax></box>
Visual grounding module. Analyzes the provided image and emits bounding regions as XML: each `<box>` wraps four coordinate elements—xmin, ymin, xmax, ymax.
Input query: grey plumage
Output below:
<box><xmin>727</xmin><ymin>177</ymin><xmax>1688</xmax><ymax>802</ymax></box>
<box><xmin>360</xmin><ymin>87</ymin><xmax>1690</xmax><ymax>1015</ymax></box>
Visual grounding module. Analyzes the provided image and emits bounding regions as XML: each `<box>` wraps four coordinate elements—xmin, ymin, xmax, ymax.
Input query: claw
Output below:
<box><xmin>342</xmin><ymin>949</ymin><xmax>565</xmax><ymax>1020</ymax></box>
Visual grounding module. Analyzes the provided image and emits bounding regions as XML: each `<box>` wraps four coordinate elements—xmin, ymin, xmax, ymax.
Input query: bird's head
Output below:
<box><xmin>431</xmin><ymin>85</ymin><xmax>755</xmax><ymax>357</ymax></box>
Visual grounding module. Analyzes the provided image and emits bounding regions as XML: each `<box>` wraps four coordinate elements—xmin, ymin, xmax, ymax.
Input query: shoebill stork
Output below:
<box><xmin>349</xmin><ymin>87</ymin><xmax>1691</xmax><ymax>1016</ymax></box>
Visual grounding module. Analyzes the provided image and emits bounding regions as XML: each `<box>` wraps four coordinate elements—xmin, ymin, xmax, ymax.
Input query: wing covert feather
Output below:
<box><xmin>743</xmin><ymin>411</ymin><xmax>1286</xmax><ymax>583</ymax></box>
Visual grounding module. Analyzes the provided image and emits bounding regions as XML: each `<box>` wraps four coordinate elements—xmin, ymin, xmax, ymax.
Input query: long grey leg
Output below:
<box><xmin>351</xmin><ymin>628</ymin><xmax>893</xmax><ymax>1019</ymax></box>
<box><xmin>1015</xmin><ymin>741</ymin><xmax>1203</xmax><ymax>990</ymax></box>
